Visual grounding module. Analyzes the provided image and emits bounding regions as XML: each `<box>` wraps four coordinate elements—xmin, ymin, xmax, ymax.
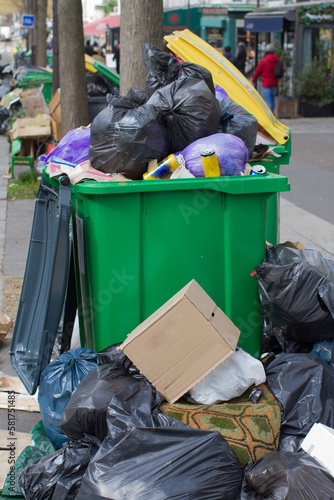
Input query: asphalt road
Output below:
<box><xmin>280</xmin><ymin>117</ymin><xmax>334</xmax><ymax>226</ymax></box>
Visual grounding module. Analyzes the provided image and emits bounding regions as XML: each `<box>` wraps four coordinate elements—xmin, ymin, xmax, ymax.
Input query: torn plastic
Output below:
<box><xmin>189</xmin><ymin>347</ymin><xmax>266</xmax><ymax>404</ymax></box>
<box><xmin>256</xmin><ymin>245</ymin><xmax>334</xmax><ymax>343</ymax></box>
<box><xmin>2</xmin><ymin>421</ymin><xmax>56</xmax><ymax>497</ymax></box>
<box><xmin>217</xmin><ymin>98</ymin><xmax>258</xmax><ymax>159</ymax></box>
<box><xmin>240</xmin><ymin>451</ymin><xmax>334</xmax><ymax>500</ymax></box>
<box><xmin>76</xmin><ymin>379</ymin><xmax>243</xmax><ymax>499</ymax></box>
<box><xmin>38</xmin><ymin>348</ymin><xmax>99</xmax><ymax>449</ymax></box>
<box><xmin>178</xmin><ymin>132</ymin><xmax>248</xmax><ymax>177</ymax></box>
<box><xmin>265</xmin><ymin>353</ymin><xmax>334</xmax><ymax>452</ymax></box>
<box><xmin>146</xmin><ymin>77</ymin><xmax>221</xmax><ymax>154</ymax></box>
<box><xmin>89</xmin><ymin>98</ymin><xmax>169</xmax><ymax>180</ymax></box>
<box><xmin>19</xmin><ymin>439</ymin><xmax>100</xmax><ymax>500</ymax></box>
<box><xmin>142</xmin><ymin>43</ymin><xmax>215</xmax><ymax>99</ymax></box>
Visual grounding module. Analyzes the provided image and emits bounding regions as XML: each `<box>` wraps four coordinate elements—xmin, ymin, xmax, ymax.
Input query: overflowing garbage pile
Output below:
<box><xmin>3</xmin><ymin>260</ymin><xmax>334</xmax><ymax>499</ymax></box>
<box><xmin>0</xmin><ymin>58</ymin><xmax>119</xmax><ymax>179</ymax></box>
<box><xmin>4</xmin><ymin>44</ymin><xmax>334</xmax><ymax>500</ymax></box>
<box><xmin>43</xmin><ymin>44</ymin><xmax>260</xmax><ymax>184</ymax></box>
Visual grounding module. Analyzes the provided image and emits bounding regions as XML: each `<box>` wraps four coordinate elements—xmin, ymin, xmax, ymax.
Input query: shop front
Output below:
<box><xmin>164</xmin><ymin>4</ymin><xmax>257</xmax><ymax>56</ymax></box>
<box><xmin>245</xmin><ymin>2</ymin><xmax>334</xmax><ymax>99</ymax></box>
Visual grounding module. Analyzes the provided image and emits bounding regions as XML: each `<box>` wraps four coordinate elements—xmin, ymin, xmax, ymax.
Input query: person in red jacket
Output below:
<box><xmin>252</xmin><ymin>44</ymin><xmax>281</xmax><ymax>113</ymax></box>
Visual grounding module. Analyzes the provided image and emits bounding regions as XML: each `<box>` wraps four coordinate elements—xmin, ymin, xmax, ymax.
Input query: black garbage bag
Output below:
<box><xmin>86</xmin><ymin>72</ymin><xmax>119</xmax><ymax>97</ymax></box>
<box><xmin>97</xmin><ymin>343</ymin><xmax>145</xmax><ymax>379</ymax></box>
<box><xmin>125</xmin><ymin>86</ymin><xmax>146</xmax><ymax>106</ymax></box>
<box><xmin>217</xmin><ymin>98</ymin><xmax>258</xmax><ymax>158</ymax></box>
<box><xmin>256</xmin><ymin>245</ymin><xmax>334</xmax><ymax>343</ymax></box>
<box><xmin>240</xmin><ymin>451</ymin><xmax>334</xmax><ymax>500</ymax></box>
<box><xmin>19</xmin><ymin>439</ymin><xmax>99</xmax><ymax>500</ymax></box>
<box><xmin>142</xmin><ymin>43</ymin><xmax>215</xmax><ymax>99</ymax></box>
<box><xmin>147</xmin><ymin>77</ymin><xmax>221</xmax><ymax>154</ymax></box>
<box><xmin>266</xmin><ymin>353</ymin><xmax>334</xmax><ymax>452</ymax></box>
<box><xmin>60</xmin><ymin>363</ymin><xmax>161</xmax><ymax>442</ymax></box>
<box><xmin>77</xmin><ymin>381</ymin><xmax>243</xmax><ymax>499</ymax></box>
<box><xmin>0</xmin><ymin>106</ymin><xmax>10</xmax><ymax>132</ymax></box>
<box><xmin>89</xmin><ymin>96</ymin><xmax>169</xmax><ymax>180</ymax></box>
<box><xmin>0</xmin><ymin>77</ymin><xmax>14</xmax><ymax>98</ymax></box>
<box><xmin>261</xmin><ymin>312</ymin><xmax>314</xmax><ymax>355</ymax></box>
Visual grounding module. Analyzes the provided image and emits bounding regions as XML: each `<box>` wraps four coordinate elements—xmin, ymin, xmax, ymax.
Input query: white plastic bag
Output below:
<box><xmin>189</xmin><ymin>348</ymin><xmax>266</xmax><ymax>404</ymax></box>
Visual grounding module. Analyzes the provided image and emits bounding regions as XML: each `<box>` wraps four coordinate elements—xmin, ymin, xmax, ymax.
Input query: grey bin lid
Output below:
<box><xmin>10</xmin><ymin>175</ymin><xmax>72</xmax><ymax>395</ymax></box>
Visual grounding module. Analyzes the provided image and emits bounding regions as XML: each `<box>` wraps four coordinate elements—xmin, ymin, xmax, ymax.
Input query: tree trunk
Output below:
<box><xmin>52</xmin><ymin>0</ymin><xmax>60</xmax><ymax>93</ymax></box>
<box><xmin>57</xmin><ymin>0</ymin><xmax>89</xmax><ymax>135</ymax></box>
<box><xmin>30</xmin><ymin>0</ymin><xmax>37</xmax><ymax>65</ymax></box>
<box><xmin>35</xmin><ymin>0</ymin><xmax>47</xmax><ymax>67</ymax></box>
<box><xmin>120</xmin><ymin>0</ymin><xmax>163</xmax><ymax>94</ymax></box>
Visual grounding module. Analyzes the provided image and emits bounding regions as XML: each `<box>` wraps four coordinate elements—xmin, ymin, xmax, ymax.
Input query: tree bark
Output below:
<box><xmin>120</xmin><ymin>0</ymin><xmax>163</xmax><ymax>94</ymax></box>
<box><xmin>35</xmin><ymin>0</ymin><xmax>47</xmax><ymax>67</ymax></box>
<box><xmin>29</xmin><ymin>0</ymin><xmax>37</xmax><ymax>65</ymax></box>
<box><xmin>52</xmin><ymin>0</ymin><xmax>60</xmax><ymax>93</ymax></box>
<box><xmin>57</xmin><ymin>0</ymin><xmax>89</xmax><ymax>135</ymax></box>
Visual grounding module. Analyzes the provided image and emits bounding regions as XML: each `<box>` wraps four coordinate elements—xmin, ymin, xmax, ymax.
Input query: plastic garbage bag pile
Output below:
<box><xmin>41</xmin><ymin>43</ymin><xmax>263</xmax><ymax>184</ymax></box>
<box><xmin>9</xmin><ymin>252</ymin><xmax>334</xmax><ymax>499</ymax></box>
<box><xmin>87</xmin><ymin>43</ymin><xmax>257</xmax><ymax>181</ymax></box>
<box><xmin>18</xmin><ymin>347</ymin><xmax>244</xmax><ymax>499</ymax></box>
<box><xmin>236</xmin><ymin>242</ymin><xmax>334</xmax><ymax>498</ymax></box>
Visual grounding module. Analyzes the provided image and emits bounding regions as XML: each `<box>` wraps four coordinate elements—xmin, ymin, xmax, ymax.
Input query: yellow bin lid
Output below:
<box><xmin>165</xmin><ymin>29</ymin><xmax>290</xmax><ymax>145</ymax></box>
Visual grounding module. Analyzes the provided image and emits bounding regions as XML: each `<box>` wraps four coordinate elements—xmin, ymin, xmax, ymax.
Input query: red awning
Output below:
<box><xmin>83</xmin><ymin>15</ymin><xmax>120</xmax><ymax>36</ymax></box>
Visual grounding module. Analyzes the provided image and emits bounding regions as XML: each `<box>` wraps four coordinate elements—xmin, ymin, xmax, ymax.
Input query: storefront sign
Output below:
<box><xmin>298</xmin><ymin>3</ymin><xmax>334</xmax><ymax>26</ymax></box>
<box><xmin>202</xmin><ymin>8</ymin><xmax>228</xmax><ymax>16</ymax></box>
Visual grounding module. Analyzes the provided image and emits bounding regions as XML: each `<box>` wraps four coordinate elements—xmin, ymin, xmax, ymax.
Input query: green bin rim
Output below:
<box><xmin>44</xmin><ymin>171</ymin><xmax>290</xmax><ymax>196</ymax></box>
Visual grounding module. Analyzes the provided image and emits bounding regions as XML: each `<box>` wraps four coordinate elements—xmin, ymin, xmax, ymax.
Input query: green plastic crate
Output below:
<box><xmin>65</xmin><ymin>173</ymin><xmax>289</xmax><ymax>359</ymax></box>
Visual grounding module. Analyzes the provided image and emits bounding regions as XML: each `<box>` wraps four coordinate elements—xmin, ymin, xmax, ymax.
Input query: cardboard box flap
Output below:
<box><xmin>121</xmin><ymin>286</ymin><xmax>240</xmax><ymax>403</ymax></box>
<box><xmin>154</xmin><ymin>343</ymin><xmax>234</xmax><ymax>403</ymax></box>
<box><xmin>49</xmin><ymin>88</ymin><xmax>61</xmax><ymax>123</ymax></box>
<box><xmin>180</xmin><ymin>279</ymin><xmax>216</xmax><ymax>320</ymax></box>
<box><xmin>121</xmin><ymin>280</ymin><xmax>216</xmax><ymax>348</ymax></box>
<box><xmin>281</xmin><ymin>240</ymin><xmax>306</xmax><ymax>250</ymax></box>
<box><xmin>210</xmin><ymin>306</ymin><xmax>239</xmax><ymax>351</ymax></box>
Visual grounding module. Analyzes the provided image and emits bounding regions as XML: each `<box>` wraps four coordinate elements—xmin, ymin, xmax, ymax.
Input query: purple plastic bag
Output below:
<box><xmin>215</xmin><ymin>84</ymin><xmax>231</xmax><ymax>101</ymax></box>
<box><xmin>178</xmin><ymin>133</ymin><xmax>248</xmax><ymax>177</ymax></box>
<box><xmin>44</xmin><ymin>127</ymin><xmax>91</xmax><ymax>165</ymax></box>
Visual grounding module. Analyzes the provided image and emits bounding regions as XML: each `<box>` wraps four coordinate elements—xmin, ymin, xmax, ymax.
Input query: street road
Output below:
<box><xmin>280</xmin><ymin>117</ymin><xmax>334</xmax><ymax>226</ymax></box>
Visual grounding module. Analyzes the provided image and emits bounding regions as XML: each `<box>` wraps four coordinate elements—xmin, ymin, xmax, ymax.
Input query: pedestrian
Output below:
<box><xmin>113</xmin><ymin>44</ymin><xmax>120</xmax><ymax>74</ymax></box>
<box><xmin>84</xmin><ymin>40</ymin><xmax>94</xmax><ymax>57</ymax></box>
<box><xmin>252</xmin><ymin>43</ymin><xmax>282</xmax><ymax>114</ymax></box>
<box><xmin>235</xmin><ymin>42</ymin><xmax>246</xmax><ymax>75</ymax></box>
<box><xmin>223</xmin><ymin>46</ymin><xmax>237</xmax><ymax>65</ymax></box>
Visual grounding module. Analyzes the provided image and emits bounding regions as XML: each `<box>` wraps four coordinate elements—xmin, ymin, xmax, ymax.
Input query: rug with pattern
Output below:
<box><xmin>160</xmin><ymin>384</ymin><xmax>281</xmax><ymax>466</ymax></box>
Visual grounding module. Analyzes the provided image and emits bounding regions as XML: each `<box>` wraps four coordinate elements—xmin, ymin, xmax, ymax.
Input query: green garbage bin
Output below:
<box><xmin>67</xmin><ymin>173</ymin><xmax>289</xmax><ymax>359</ymax></box>
<box><xmin>249</xmin><ymin>133</ymin><xmax>291</xmax><ymax>246</ymax></box>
